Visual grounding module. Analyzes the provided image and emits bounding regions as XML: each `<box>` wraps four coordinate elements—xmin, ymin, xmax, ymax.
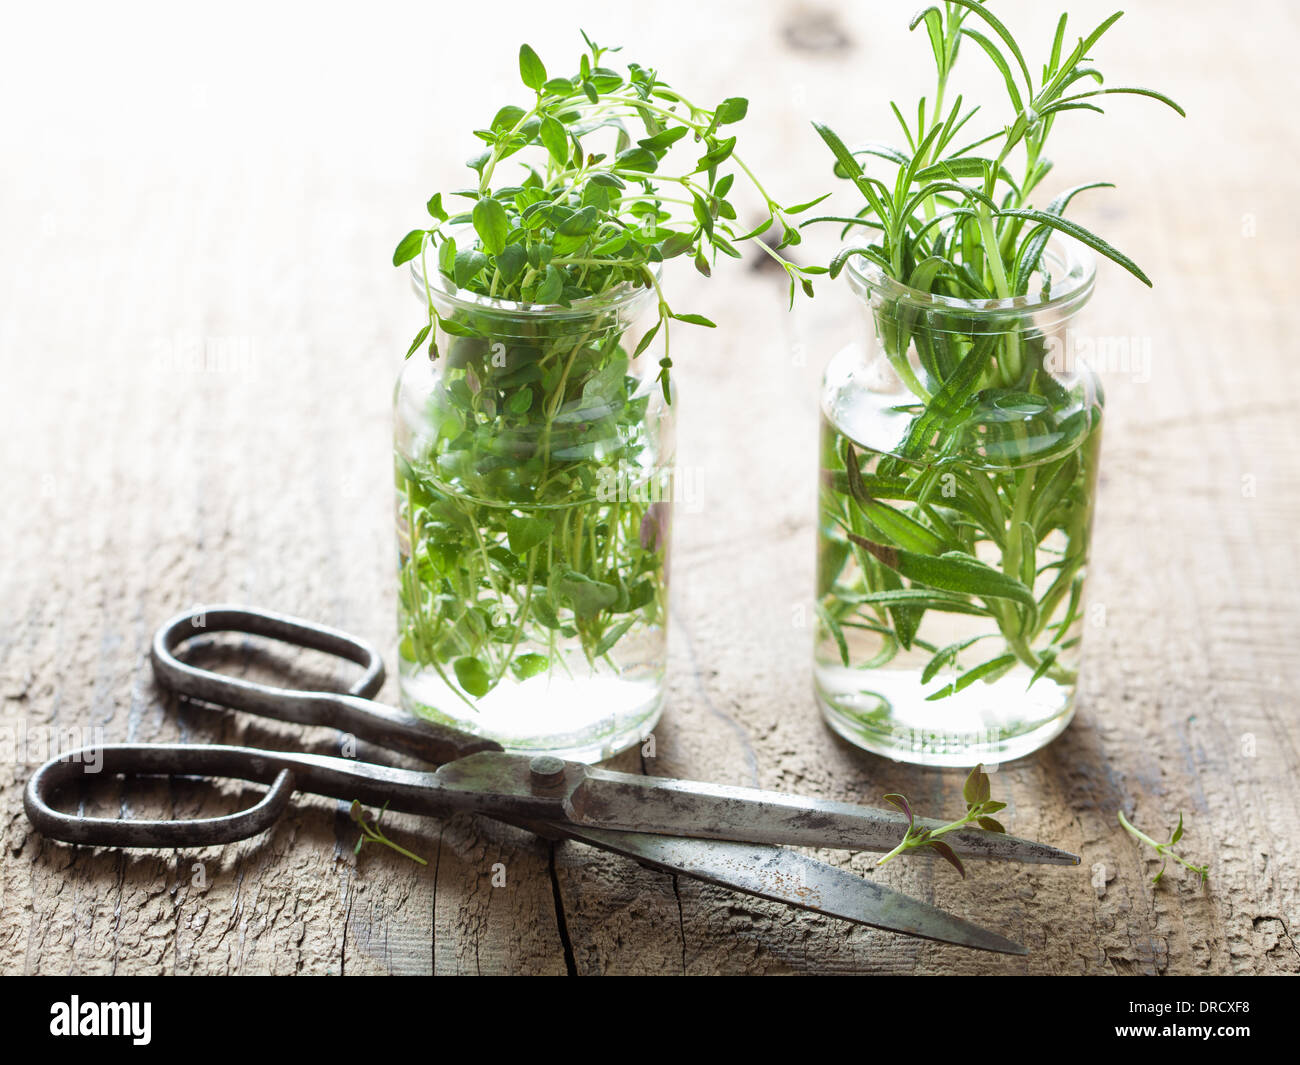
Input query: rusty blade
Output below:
<box><xmin>552</xmin><ymin>825</ymin><xmax>1028</xmax><ymax>955</ymax></box>
<box><xmin>564</xmin><ymin>768</ymin><xmax>1080</xmax><ymax>865</ymax></box>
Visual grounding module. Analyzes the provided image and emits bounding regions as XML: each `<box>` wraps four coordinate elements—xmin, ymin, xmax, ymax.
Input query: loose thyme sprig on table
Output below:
<box><xmin>1119</xmin><ymin>810</ymin><xmax>1208</xmax><ymax>886</ymax></box>
<box><xmin>877</xmin><ymin>764</ymin><xmax>1007</xmax><ymax>877</ymax></box>
<box><xmin>351</xmin><ymin>800</ymin><xmax>427</xmax><ymax>866</ymax></box>
<box><xmin>393</xmin><ymin>30</ymin><xmax>825</xmax><ymax>402</ymax></box>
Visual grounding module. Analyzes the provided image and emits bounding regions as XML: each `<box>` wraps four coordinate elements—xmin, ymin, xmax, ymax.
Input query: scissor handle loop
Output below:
<box><xmin>150</xmin><ymin>604</ymin><xmax>502</xmax><ymax>765</ymax></box>
<box><xmin>24</xmin><ymin>744</ymin><xmax>297</xmax><ymax>847</ymax></box>
<box><xmin>152</xmin><ymin>604</ymin><xmax>385</xmax><ymax>713</ymax></box>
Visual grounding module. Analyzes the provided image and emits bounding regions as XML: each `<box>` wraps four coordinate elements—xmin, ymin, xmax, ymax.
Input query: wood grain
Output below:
<box><xmin>2</xmin><ymin>0</ymin><xmax>1296</xmax><ymax>974</ymax></box>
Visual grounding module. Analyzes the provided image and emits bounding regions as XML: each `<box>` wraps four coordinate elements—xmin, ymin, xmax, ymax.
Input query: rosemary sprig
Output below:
<box><xmin>876</xmin><ymin>764</ymin><xmax>1007</xmax><ymax>877</ymax></box>
<box><xmin>809</xmin><ymin>1</ymin><xmax>1185</xmax><ymax>300</ymax></box>
<box><xmin>1118</xmin><ymin>810</ymin><xmax>1208</xmax><ymax>886</ymax></box>
<box><xmin>350</xmin><ymin>800</ymin><xmax>428</xmax><ymax>866</ymax></box>
<box><xmin>810</xmin><ymin>3</ymin><xmax>1184</xmax><ymax>709</ymax></box>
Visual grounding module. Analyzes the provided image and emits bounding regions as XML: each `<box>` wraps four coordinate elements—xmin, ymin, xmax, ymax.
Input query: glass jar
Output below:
<box><xmin>394</xmin><ymin>253</ymin><xmax>673</xmax><ymax>762</ymax></box>
<box><xmin>814</xmin><ymin>238</ymin><xmax>1102</xmax><ymax>766</ymax></box>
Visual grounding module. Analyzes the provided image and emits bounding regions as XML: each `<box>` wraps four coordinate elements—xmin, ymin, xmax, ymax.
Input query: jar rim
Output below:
<box><xmin>844</xmin><ymin>235</ymin><xmax>1096</xmax><ymax>316</ymax></box>
<box><xmin>408</xmin><ymin>231</ymin><xmax>660</xmax><ymax>320</ymax></box>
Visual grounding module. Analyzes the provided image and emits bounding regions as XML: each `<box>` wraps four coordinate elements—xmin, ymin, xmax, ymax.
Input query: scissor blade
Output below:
<box><xmin>553</xmin><ymin>824</ymin><xmax>1027</xmax><ymax>956</ymax></box>
<box><xmin>566</xmin><ymin>768</ymin><xmax>1079</xmax><ymax>865</ymax></box>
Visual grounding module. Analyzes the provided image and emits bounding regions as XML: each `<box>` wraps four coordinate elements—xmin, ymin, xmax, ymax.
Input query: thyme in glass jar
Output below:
<box><xmin>392</xmin><ymin>34</ymin><xmax>820</xmax><ymax>704</ymax></box>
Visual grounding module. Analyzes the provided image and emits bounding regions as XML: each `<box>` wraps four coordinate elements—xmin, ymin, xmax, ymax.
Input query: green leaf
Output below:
<box><xmin>615</xmin><ymin>147</ymin><xmax>658</xmax><ymax>173</ymax></box>
<box><xmin>927</xmin><ymin>839</ymin><xmax>966</xmax><ymax>878</ymax></box>
<box><xmin>518</xmin><ymin>44</ymin><xmax>547</xmax><ymax>91</ymax></box>
<box><xmin>506</xmin><ymin>388</ymin><xmax>533</xmax><ymax>415</ymax></box>
<box><xmin>437</xmin><ymin>236</ymin><xmax>457</xmax><ymax>279</ymax></box>
<box><xmin>900</xmin><ymin>333</ymin><xmax>999</xmax><ymax>460</ymax></box>
<box><xmin>837</xmin><ymin>588</ymin><xmax>992</xmax><ymax>616</ymax></box>
<box><xmin>714</xmin><ymin>97</ymin><xmax>749</xmax><ymax>125</ymax></box>
<box><xmin>535</xmin><ymin>264</ymin><xmax>563</xmax><ymax>303</ymax></box>
<box><xmin>638</xmin><ymin>126</ymin><xmax>690</xmax><ymax>152</ymax></box>
<box><xmin>735</xmin><ymin>217</ymin><xmax>773</xmax><ymax>242</ymax></box>
<box><xmin>556</xmin><ymin>205</ymin><xmax>599</xmax><ymax>237</ymax></box>
<box><xmin>540</xmin><ymin>115</ymin><xmax>569</xmax><ymax>163</ymax></box>
<box><xmin>910</xmin><ymin>155</ymin><xmax>995</xmax><ymax>182</ymax></box>
<box><xmin>960</xmin><ymin>27</ymin><xmax>1024</xmax><ymax>112</ymax></box>
<box><xmin>883</xmin><ymin>793</ymin><xmax>914</xmax><ymax>829</ymax></box>
<box><xmin>1170</xmin><ymin>813</ymin><xmax>1184</xmax><ymax>846</ymax></box>
<box><xmin>671</xmin><ymin>312</ymin><xmax>716</xmax><ymax>328</ymax></box>
<box><xmin>558</xmin><ymin>571</ymin><xmax>618</xmax><ymax>618</ymax></box>
<box><xmin>489</xmin><ymin>104</ymin><xmax>526</xmax><ymax>133</ymax></box>
<box><xmin>848</xmin><ymin>536</ymin><xmax>1037</xmax><ymax>610</ymax></box>
<box><xmin>1026</xmin><ymin>647</ymin><xmax>1058</xmax><ymax>690</ymax></box>
<box><xmin>943</xmin><ymin>0</ymin><xmax>1032</xmax><ymax>96</ymax></box>
<box><xmin>426</xmin><ymin>193</ymin><xmax>447</xmax><ymax>221</ymax></box>
<box><xmin>785</xmin><ymin>192</ymin><xmax>833</xmax><ymax>215</ymax></box>
<box><xmin>811</xmin><ymin>122</ymin><xmax>892</xmax><ymax>220</ymax></box>
<box><xmin>632</xmin><ymin>320</ymin><xmax>661</xmax><ymax>358</ymax></box>
<box><xmin>926</xmin><ymin>654</ymin><xmax>1018</xmax><ymax>700</ymax></box>
<box><xmin>437</xmin><ymin>313</ymin><xmax>480</xmax><ymax>338</ymax></box>
<box><xmin>511</xmin><ymin>653</ymin><xmax>549</xmax><ymax>680</ymax></box>
<box><xmin>405</xmin><ymin>324</ymin><xmax>431</xmax><ymax>359</ymax></box>
<box><xmin>998</xmin><ymin>208</ymin><xmax>1152</xmax><ymax>286</ymax></box>
<box><xmin>453</xmin><ymin>656</ymin><xmax>492</xmax><ymax>698</ymax></box>
<box><xmin>910</xmin><ymin>6</ymin><xmax>945</xmax><ymax>71</ymax></box>
<box><xmin>659</xmin><ymin>231</ymin><xmax>695</xmax><ymax>258</ymax></box>
<box><xmin>454</xmin><ymin>248</ymin><xmax>488</xmax><ymax>287</ymax></box>
<box><xmin>1058</xmin><ymin>86</ymin><xmax>1186</xmax><ymax>118</ymax></box>
<box><xmin>1012</xmin><ymin>182</ymin><xmax>1114</xmax><ymax>292</ymax></box>
<box><xmin>815</xmin><ymin>603</ymin><xmax>849</xmax><ymax>667</ymax></box>
<box><xmin>919</xmin><ymin>637</ymin><xmax>983</xmax><ymax>685</ymax></box>
<box><xmin>496</xmin><ymin>241</ymin><xmax>527</xmax><ymax>284</ymax></box>
<box><xmin>506</xmin><ymin>515</ymin><xmax>554</xmax><ymax>555</ymax></box>
<box><xmin>697</xmin><ymin>136</ymin><xmax>736</xmax><ymax>170</ymax></box>
<box><xmin>842</xmin><ymin>442</ymin><xmax>947</xmax><ymax>555</ymax></box>
<box><xmin>594</xmin><ymin>618</ymin><xmax>636</xmax><ymax>657</ymax></box>
<box><xmin>392</xmin><ymin>229</ymin><xmax>426</xmax><ymax>267</ymax></box>
<box><xmin>977</xmin><ymin>816</ymin><xmax>1006</xmax><ymax>833</ymax></box>
<box><xmin>472</xmin><ymin>197</ymin><xmax>510</xmax><ymax>257</ymax></box>
<box><xmin>829</xmin><ymin>245</ymin><xmax>892</xmax><ymax>280</ymax></box>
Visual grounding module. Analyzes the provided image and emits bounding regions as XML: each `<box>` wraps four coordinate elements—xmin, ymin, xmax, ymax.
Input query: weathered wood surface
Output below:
<box><xmin>2</xmin><ymin>0</ymin><xmax>1297</xmax><ymax>974</ymax></box>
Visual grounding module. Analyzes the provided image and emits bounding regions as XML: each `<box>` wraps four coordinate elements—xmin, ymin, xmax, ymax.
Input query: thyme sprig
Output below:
<box><xmin>876</xmin><ymin>764</ymin><xmax>1006</xmax><ymax>877</ymax></box>
<box><xmin>350</xmin><ymin>800</ymin><xmax>427</xmax><ymax>866</ymax></box>
<box><xmin>1119</xmin><ymin>810</ymin><xmax>1208</xmax><ymax>886</ymax></box>
<box><xmin>394</xmin><ymin>31</ymin><xmax>823</xmax><ymax>402</ymax></box>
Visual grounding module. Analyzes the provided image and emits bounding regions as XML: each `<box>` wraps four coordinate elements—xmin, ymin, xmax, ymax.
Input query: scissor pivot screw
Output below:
<box><xmin>529</xmin><ymin>756</ymin><xmax>566</xmax><ymax>787</ymax></box>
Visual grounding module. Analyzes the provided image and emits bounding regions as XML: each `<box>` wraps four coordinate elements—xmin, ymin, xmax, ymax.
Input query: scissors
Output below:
<box><xmin>24</xmin><ymin>604</ymin><xmax>1079</xmax><ymax>956</ymax></box>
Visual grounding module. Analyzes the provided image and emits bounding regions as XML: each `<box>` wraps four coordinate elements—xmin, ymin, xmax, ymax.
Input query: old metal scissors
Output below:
<box><xmin>24</xmin><ymin>604</ymin><xmax>1079</xmax><ymax>955</ymax></box>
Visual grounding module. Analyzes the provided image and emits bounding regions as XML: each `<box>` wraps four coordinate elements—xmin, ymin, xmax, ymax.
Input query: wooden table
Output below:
<box><xmin>3</xmin><ymin>0</ymin><xmax>1296</xmax><ymax>974</ymax></box>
